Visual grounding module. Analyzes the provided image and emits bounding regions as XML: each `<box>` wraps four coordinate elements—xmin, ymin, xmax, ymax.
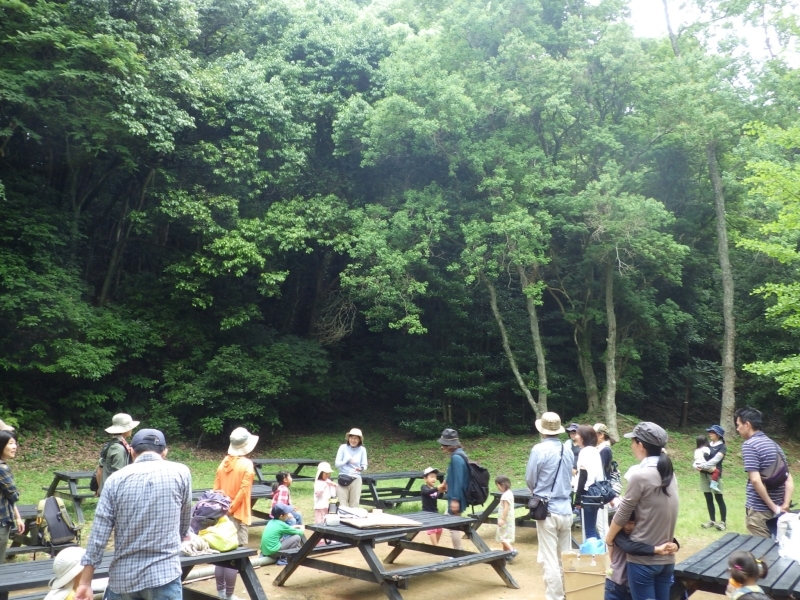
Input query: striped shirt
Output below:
<box><xmin>82</xmin><ymin>452</ymin><xmax>192</xmax><ymax>593</ymax></box>
<box><xmin>742</xmin><ymin>431</ymin><xmax>787</xmax><ymax>511</ymax></box>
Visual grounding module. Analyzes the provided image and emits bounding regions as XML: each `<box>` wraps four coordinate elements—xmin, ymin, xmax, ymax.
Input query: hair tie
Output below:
<box><xmin>734</xmin><ymin>565</ymin><xmax>744</xmax><ymax>571</ymax></box>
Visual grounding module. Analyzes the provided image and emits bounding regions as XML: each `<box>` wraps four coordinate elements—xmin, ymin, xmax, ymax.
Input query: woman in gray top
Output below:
<box><xmin>606</xmin><ymin>422</ymin><xmax>679</xmax><ymax>600</ymax></box>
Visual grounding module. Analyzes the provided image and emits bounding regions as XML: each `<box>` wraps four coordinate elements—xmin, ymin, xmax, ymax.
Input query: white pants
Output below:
<box><xmin>538</xmin><ymin>513</ymin><xmax>574</xmax><ymax>600</ymax></box>
<box><xmin>595</xmin><ymin>506</ymin><xmax>608</xmax><ymax>540</ymax></box>
<box><xmin>336</xmin><ymin>476</ymin><xmax>362</xmax><ymax>507</ymax></box>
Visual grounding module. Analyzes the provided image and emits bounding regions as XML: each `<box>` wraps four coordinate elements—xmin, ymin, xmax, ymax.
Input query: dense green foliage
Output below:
<box><xmin>1</xmin><ymin>0</ymin><xmax>798</xmax><ymax>441</ymax></box>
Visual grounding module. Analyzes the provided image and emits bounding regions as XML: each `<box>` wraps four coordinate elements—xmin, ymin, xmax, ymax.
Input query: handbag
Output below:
<box><xmin>337</xmin><ymin>474</ymin><xmax>356</xmax><ymax>487</ymax></box>
<box><xmin>586</xmin><ymin>479</ymin><xmax>617</xmax><ymax>505</ymax></box>
<box><xmin>761</xmin><ymin>442</ymin><xmax>789</xmax><ymax>489</ymax></box>
<box><xmin>199</xmin><ymin>515</ymin><xmax>238</xmax><ymax>552</ymax></box>
<box><xmin>527</xmin><ymin>444</ymin><xmax>565</xmax><ymax>520</ymax></box>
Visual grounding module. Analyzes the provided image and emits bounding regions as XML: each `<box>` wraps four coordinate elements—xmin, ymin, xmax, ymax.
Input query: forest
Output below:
<box><xmin>1</xmin><ymin>0</ymin><xmax>799</xmax><ymax>444</ymax></box>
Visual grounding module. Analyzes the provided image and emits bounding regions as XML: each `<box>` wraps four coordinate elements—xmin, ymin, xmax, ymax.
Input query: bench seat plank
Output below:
<box><xmin>383</xmin><ymin>550</ymin><xmax>511</xmax><ymax>581</ymax></box>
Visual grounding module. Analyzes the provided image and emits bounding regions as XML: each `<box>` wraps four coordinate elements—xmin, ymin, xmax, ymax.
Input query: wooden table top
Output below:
<box><xmin>305</xmin><ymin>510</ymin><xmax>473</xmax><ymax>541</ymax></box>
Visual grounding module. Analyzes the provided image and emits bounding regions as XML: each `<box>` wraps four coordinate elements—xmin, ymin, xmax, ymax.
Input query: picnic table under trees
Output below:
<box><xmin>359</xmin><ymin>471</ymin><xmax>444</xmax><ymax>510</ymax></box>
<box><xmin>251</xmin><ymin>459</ymin><xmax>323</xmax><ymax>484</ymax></box>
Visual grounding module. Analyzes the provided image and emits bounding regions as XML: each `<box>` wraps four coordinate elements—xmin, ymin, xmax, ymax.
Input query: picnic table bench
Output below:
<box><xmin>193</xmin><ymin>485</ymin><xmax>274</xmax><ymax>525</ymax></box>
<box><xmin>360</xmin><ymin>471</ymin><xmax>444</xmax><ymax>510</ymax></box>
<box><xmin>674</xmin><ymin>532</ymin><xmax>800</xmax><ymax>597</ymax></box>
<box><xmin>251</xmin><ymin>458</ymin><xmax>322</xmax><ymax>485</ymax></box>
<box><xmin>0</xmin><ymin>547</ymin><xmax>267</xmax><ymax>600</ymax></box>
<box><xmin>274</xmin><ymin>510</ymin><xmax>518</xmax><ymax>600</ymax></box>
<box><xmin>43</xmin><ymin>470</ymin><xmax>95</xmax><ymax>526</ymax></box>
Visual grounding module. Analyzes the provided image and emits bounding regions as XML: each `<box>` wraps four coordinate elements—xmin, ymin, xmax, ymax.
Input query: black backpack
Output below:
<box><xmin>455</xmin><ymin>449</ymin><xmax>490</xmax><ymax>506</ymax></box>
<box><xmin>89</xmin><ymin>439</ymin><xmax>125</xmax><ymax>493</ymax></box>
<box><xmin>36</xmin><ymin>497</ymin><xmax>81</xmax><ymax>546</ymax></box>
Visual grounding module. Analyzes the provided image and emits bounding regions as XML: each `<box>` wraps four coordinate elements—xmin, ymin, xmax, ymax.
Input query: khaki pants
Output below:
<box><xmin>746</xmin><ymin>507</ymin><xmax>772</xmax><ymax>538</ymax></box>
<box><xmin>538</xmin><ymin>513</ymin><xmax>574</xmax><ymax>600</ymax></box>
<box><xmin>337</xmin><ymin>476</ymin><xmax>362</xmax><ymax>508</ymax></box>
<box><xmin>231</xmin><ymin>516</ymin><xmax>249</xmax><ymax>546</ymax></box>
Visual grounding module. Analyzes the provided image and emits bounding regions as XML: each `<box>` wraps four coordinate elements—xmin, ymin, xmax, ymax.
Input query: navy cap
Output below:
<box><xmin>271</xmin><ymin>502</ymin><xmax>292</xmax><ymax>518</ymax></box>
<box><xmin>706</xmin><ymin>424</ymin><xmax>725</xmax><ymax>438</ymax></box>
<box><xmin>130</xmin><ymin>428</ymin><xmax>166</xmax><ymax>450</ymax></box>
<box><xmin>566</xmin><ymin>423</ymin><xmax>580</xmax><ymax>432</ymax></box>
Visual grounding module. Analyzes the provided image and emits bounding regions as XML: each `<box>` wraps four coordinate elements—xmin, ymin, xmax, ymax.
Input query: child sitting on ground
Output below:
<box><xmin>605</xmin><ymin>512</ymin><xmax>679</xmax><ymax>600</ymax></box>
<box><xmin>260</xmin><ymin>503</ymin><xmax>305</xmax><ymax>566</ymax></box>
<box><xmin>495</xmin><ymin>475</ymin><xmax>518</xmax><ymax>563</ymax></box>
<box><xmin>693</xmin><ymin>435</ymin><xmax>721</xmax><ymax>492</ymax></box>
<box><xmin>313</xmin><ymin>461</ymin><xmax>338</xmax><ymax>525</ymax></box>
<box><xmin>420</xmin><ymin>467</ymin><xmax>443</xmax><ymax>545</ymax></box>
<box><xmin>271</xmin><ymin>471</ymin><xmax>303</xmax><ymax>525</ymax></box>
<box><xmin>44</xmin><ymin>546</ymin><xmax>86</xmax><ymax>600</ymax></box>
<box><xmin>726</xmin><ymin>551</ymin><xmax>769</xmax><ymax>600</ymax></box>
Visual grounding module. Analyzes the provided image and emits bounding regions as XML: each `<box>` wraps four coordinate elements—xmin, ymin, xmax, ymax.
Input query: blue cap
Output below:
<box><xmin>130</xmin><ymin>428</ymin><xmax>166</xmax><ymax>450</ymax></box>
<box><xmin>706</xmin><ymin>424</ymin><xmax>725</xmax><ymax>438</ymax></box>
<box><xmin>271</xmin><ymin>502</ymin><xmax>292</xmax><ymax>518</ymax></box>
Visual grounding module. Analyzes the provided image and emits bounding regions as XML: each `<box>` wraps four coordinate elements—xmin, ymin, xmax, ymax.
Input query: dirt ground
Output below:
<box><xmin>184</xmin><ymin>523</ymin><xmax>726</xmax><ymax>600</ymax></box>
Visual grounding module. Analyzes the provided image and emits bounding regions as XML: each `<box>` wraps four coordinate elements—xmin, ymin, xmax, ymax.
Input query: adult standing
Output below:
<box><xmin>335</xmin><ymin>428</ymin><xmax>367</xmax><ymax>508</ymax></box>
<box><xmin>574</xmin><ymin>425</ymin><xmax>605</xmax><ymax>540</ymax></box>
<box><xmin>594</xmin><ymin>423</ymin><xmax>615</xmax><ymax>477</ymax></box>
<box><xmin>564</xmin><ymin>423</ymin><xmax>581</xmax><ymax>491</ymax></box>
<box><xmin>526</xmin><ymin>413</ymin><xmax>574</xmax><ymax>600</ymax></box>
<box><xmin>698</xmin><ymin>424</ymin><xmax>727</xmax><ymax>531</ymax></box>
<box><xmin>98</xmin><ymin>413</ymin><xmax>138</xmax><ymax>494</ymax></box>
<box><xmin>438</xmin><ymin>428</ymin><xmax>470</xmax><ymax>550</ymax></box>
<box><xmin>606</xmin><ymin>422</ymin><xmax>678</xmax><ymax>600</ymax></box>
<box><xmin>0</xmin><ymin>429</ymin><xmax>24</xmax><ymax>564</ymax></box>
<box><xmin>76</xmin><ymin>429</ymin><xmax>192</xmax><ymax>600</ymax></box>
<box><xmin>736</xmin><ymin>406</ymin><xmax>794</xmax><ymax>538</ymax></box>
<box><xmin>213</xmin><ymin>427</ymin><xmax>258</xmax><ymax>600</ymax></box>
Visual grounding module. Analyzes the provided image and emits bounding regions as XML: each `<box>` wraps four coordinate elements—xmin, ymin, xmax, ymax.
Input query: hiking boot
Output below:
<box><xmin>701</xmin><ymin>521</ymin><xmax>716</xmax><ymax>529</ymax></box>
<box><xmin>715</xmin><ymin>522</ymin><xmax>727</xmax><ymax>531</ymax></box>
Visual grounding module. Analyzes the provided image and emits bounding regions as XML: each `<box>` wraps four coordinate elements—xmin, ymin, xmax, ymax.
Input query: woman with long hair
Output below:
<box><xmin>606</xmin><ymin>422</ymin><xmax>679</xmax><ymax>600</ymax></box>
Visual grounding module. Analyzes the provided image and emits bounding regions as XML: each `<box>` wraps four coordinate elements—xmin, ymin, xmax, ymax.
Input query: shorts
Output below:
<box><xmin>426</xmin><ymin>528</ymin><xmax>443</xmax><ymax>535</ymax></box>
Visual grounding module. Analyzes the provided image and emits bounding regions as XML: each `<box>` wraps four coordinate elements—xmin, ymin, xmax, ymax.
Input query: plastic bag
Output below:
<box><xmin>777</xmin><ymin>513</ymin><xmax>800</xmax><ymax>561</ymax></box>
<box><xmin>199</xmin><ymin>516</ymin><xmax>238</xmax><ymax>552</ymax></box>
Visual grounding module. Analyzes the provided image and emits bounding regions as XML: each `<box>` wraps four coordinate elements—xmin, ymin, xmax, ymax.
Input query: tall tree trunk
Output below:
<box><xmin>576</xmin><ymin>325</ymin><xmax>600</xmax><ymax>412</ymax></box>
<box><xmin>517</xmin><ymin>265</ymin><xmax>548</xmax><ymax>414</ymax></box>
<box><xmin>661</xmin><ymin>0</ymin><xmax>681</xmax><ymax>57</ymax></box>
<box><xmin>706</xmin><ymin>143</ymin><xmax>737</xmax><ymax>435</ymax></box>
<box><xmin>483</xmin><ymin>274</ymin><xmax>540</xmax><ymax>418</ymax></box>
<box><xmin>603</xmin><ymin>266</ymin><xmax>620</xmax><ymax>441</ymax></box>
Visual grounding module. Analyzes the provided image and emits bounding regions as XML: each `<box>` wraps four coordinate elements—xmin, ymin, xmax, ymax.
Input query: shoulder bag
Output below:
<box><xmin>528</xmin><ymin>444</ymin><xmax>564</xmax><ymax>520</ymax></box>
<box><xmin>761</xmin><ymin>441</ymin><xmax>789</xmax><ymax>489</ymax></box>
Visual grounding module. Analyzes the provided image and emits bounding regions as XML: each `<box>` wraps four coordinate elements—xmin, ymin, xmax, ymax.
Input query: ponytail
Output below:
<box><xmin>728</xmin><ymin>551</ymin><xmax>769</xmax><ymax>584</ymax></box>
<box><xmin>640</xmin><ymin>439</ymin><xmax>674</xmax><ymax>496</ymax></box>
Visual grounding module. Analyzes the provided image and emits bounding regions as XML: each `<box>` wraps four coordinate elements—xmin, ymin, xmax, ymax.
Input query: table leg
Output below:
<box><xmin>67</xmin><ymin>478</ymin><xmax>86</xmax><ymax>526</ymax></box>
<box><xmin>360</xmin><ymin>543</ymin><xmax>404</xmax><ymax>600</ymax></box>
<box><xmin>383</xmin><ymin>531</ymin><xmax>419</xmax><ymax>564</ymax></box>
<box><xmin>254</xmin><ymin>465</ymin><xmax>265</xmax><ymax>485</ymax></box>
<box><xmin>273</xmin><ymin>531</ymin><xmax>321</xmax><ymax>587</ymax></box>
<box><xmin>45</xmin><ymin>474</ymin><xmax>61</xmax><ymax>497</ymax></box>
<box><xmin>471</xmin><ymin>496</ymin><xmax>500</xmax><ymax>530</ymax></box>
<box><xmin>237</xmin><ymin>555</ymin><xmax>269</xmax><ymax>600</ymax></box>
<box><xmin>366</xmin><ymin>479</ymin><xmax>384</xmax><ymax>509</ymax></box>
<box><xmin>466</xmin><ymin>528</ymin><xmax>520</xmax><ymax>589</ymax></box>
<box><xmin>464</xmin><ymin>525</ymin><xmax>490</xmax><ymax>553</ymax></box>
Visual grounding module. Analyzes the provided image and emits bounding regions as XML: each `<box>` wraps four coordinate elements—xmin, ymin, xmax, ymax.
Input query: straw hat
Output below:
<box><xmin>346</xmin><ymin>428</ymin><xmax>363</xmax><ymax>441</ymax></box>
<box><xmin>105</xmin><ymin>413</ymin><xmax>140</xmax><ymax>434</ymax></box>
<box><xmin>535</xmin><ymin>412</ymin><xmax>565</xmax><ymax>435</ymax></box>
<box><xmin>228</xmin><ymin>427</ymin><xmax>258</xmax><ymax>456</ymax></box>
<box><xmin>49</xmin><ymin>546</ymin><xmax>86</xmax><ymax>589</ymax></box>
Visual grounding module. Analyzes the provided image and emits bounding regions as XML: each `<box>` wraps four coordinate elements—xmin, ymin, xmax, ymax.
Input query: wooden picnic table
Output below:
<box><xmin>675</xmin><ymin>532</ymin><xmax>800</xmax><ymax>598</ymax></box>
<box><xmin>43</xmin><ymin>470</ymin><xmax>95</xmax><ymax>526</ymax></box>
<box><xmin>360</xmin><ymin>471</ymin><xmax>444</xmax><ymax>510</ymax></box>
<box><xmin>0</xmin><ymin>547</ymin><xmax>267</xmax><ymax>600</ymax></box>
<box><xmin>273</xmin><ymin>510</ymin><xmax>518</xmax><ymax>600</ymax></box>
<box><xmin>251</xmin><ymin>458</ymin><xmax>323</xmax><ymax>484</ymax></box>
<box><xmin>193</xmin><ymin>484</ymin><xmax>274</xmax><ymax>525</ymax></box>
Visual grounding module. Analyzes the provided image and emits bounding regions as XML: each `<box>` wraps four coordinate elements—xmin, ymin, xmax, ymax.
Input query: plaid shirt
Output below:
<box><xmin>82</xmin><ymin>453</ymin><xmax>192</xmax><ymax>593</ymax></box>
<box><xmin>271</xmin><ymin>484</ymin><xmax>291</xmax><ymax>508</ymax></box>
<box><xmin>0</xmin><ymin>461</ymin><xmax>19</xmax><ymax>525</ymax></box>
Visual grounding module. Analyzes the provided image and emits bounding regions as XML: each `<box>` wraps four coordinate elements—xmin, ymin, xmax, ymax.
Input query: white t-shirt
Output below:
<box><xmin>575</xmin><ymin>446</ymin><xmax>605</xmax><ymax>492</ymax></box>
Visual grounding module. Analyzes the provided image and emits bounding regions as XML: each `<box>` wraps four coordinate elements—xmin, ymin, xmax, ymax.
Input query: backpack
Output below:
<box><xmin>191</xmin><ymin>490</ymin><xmax>232</xmax><ymax>534</ymax></box>
<box><xmin>762</xmin><ymin>442</ymin><xmax>790</xmax><ymax>490</ymax></box>
<box><xmin>36</xmin><ymin>497</ymin><xmax>81</xmax><ymax>546</ymax></box>
<box><xmin>608</xmin><ymin>461</ymin><xmax>623</xmax><ymax>495</ymax></box>
<box><xmin>89</xmin><ymin>439</ymin><xmax>125</xmax><ymax>493</ymax></box>
<box><xmin>454</xmin><ymin>449</ymin><xmax>490</xmax><ymax>507</ymax></box>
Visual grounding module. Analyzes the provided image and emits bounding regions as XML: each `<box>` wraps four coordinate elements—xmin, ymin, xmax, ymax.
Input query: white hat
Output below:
<box><xmin>316</xmin><ymin>461</ymin><xmax>333</xmax><ymax>478</ymax></box>
<box><xmin>105</xmin><ymin>413</ymin><xmax>139</xmax><ymax>434</ymax></box>
<box><xmin>49</xmin><ymin>546</ymin><xmax>86</xmax><ymax>589</ymax></box>
<box><xmin>228</xmin><ymin>427</ymin><xmax>259</xmax><ymax>457</ymax></box>
<box><xmin>535</xmin><ymin>412</ymin><xmax>565</xmax><ymax>435</ymax></box>
<box><xmin>423</xmin><ymin>467</ymin><xmax>439</xmax><ymax>476</ymax></box>
<box><xmin>346</xmin><ymin>428</ymin><xmax>363</xmax><ymax>440</ymax></box>
<box><xmin>0</xmin><ymin>420</ymin><xmax>13</xmax><ymax>432</ymax></box>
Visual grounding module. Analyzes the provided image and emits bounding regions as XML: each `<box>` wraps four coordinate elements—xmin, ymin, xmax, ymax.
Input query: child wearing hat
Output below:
<box><xmin>420</xmin><ymin>467</ymin><xmax>443</xmax><ymax>545</ymax></box>
<box><xmin>44</xmin><ymin>546</ymin><xmax>86</xmax><ymax>600</ymax></box>
<box><xmin>260</xmin><ymin>503</ymin><xmax>304</xmax><ymax>566</ymax></box>
<box><xmin>313</xmin><ymin>462</ymin><xmax>338</xmax><ymax>525</ymax></box>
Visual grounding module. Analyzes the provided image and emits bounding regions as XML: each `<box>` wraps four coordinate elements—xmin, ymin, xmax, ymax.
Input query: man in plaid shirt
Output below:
<box><xmin>75</xmin><ymin>429</ymin><xmax>192</xmax><ymax>600</ymax></box>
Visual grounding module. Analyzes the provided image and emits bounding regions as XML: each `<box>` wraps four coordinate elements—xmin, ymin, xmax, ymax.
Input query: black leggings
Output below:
<box><xmin>704</xmin><ymin>492</ymin><xmax>727</xmax><ymax>522</ymax></box>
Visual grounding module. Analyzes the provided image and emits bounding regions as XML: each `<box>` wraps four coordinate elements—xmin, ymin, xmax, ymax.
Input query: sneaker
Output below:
<box><xmin>217</xmin><ymin>593</ymin><xmax>227</xmax><ymax>600</ymax></box>
<box><xmin>701</xmin><ymin>521</ymin><xmax>716</xmax><ymax>529</ymax></box>
<box><xmin>710</xmin><ymin>481</ymin><xmax>720</xmax><ymax>492</ymax></box>
<box><xmin>716</xmin><ymin>522</ymin><xmax>727</xmax><ymax>531</ymax></box>
<box><xmin>507</xmin><ymin>549</ymin><xmax>519</xmax><ymax>563</ymax></box>
<box><xmin>276</xmin><ymin>558</ymin><xmax>288</xmax><ymax>566</ymax></box>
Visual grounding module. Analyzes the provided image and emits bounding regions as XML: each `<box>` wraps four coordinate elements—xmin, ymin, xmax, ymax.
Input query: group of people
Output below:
<box><xmin>0</xmin><ymin>404</ymin><xmax>795</xmax><ymax>600</ymax></box>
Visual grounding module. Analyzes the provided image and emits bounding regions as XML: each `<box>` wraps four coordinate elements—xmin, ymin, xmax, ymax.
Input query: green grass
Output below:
<box><xmin>9</xmin><ymin>416</ymin><xmax>798</xmax><ymax>555</ymax></box>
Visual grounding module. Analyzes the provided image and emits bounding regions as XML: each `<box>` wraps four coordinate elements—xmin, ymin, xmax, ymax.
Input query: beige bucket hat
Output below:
<box><xmin>535</xmin><ymin>412</ymin><xmax>565</xmax><ymax>435</ymax></box>
<box><xmin>228</xmin><ymin>427</ymin><xmax>259</xmax><ymax>456</ymax></box>
<box><xmin>49</xmin><ymin>546</ymin><xmax>86</xmax><ymax>589</ymax></box>
<box><xmin>105</xmin><ymin>413</ymin><xmax>140</xmax><ymax>434</ymax></box>
<box><xmin>346</xmin><ymin>428</ymin><xmax>363</xmax><ymax>441</ymax></box>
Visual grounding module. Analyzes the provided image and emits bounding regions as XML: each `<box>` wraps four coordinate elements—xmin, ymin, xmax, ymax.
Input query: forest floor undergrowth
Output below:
<box><xmin>9</xmin><ymin>414</ymin><xmax>800</xmax><ymax>599</ymax></box>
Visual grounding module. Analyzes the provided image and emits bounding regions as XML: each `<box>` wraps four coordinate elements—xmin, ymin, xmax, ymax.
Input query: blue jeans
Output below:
<box><xmin>627</xmin><ymin>562</ymin><xmax>675</xmax><ymax>600</ymax></box>
<box><xmin>605</xmin><ymin>579</ymin><xmax>633</xmax><ymax>600</ymax></box>
<box><xmin>105</xmin><ymin>577</ymin><xmax>182</xmax><ymax>600</ymax></box>
<box><xmin>583</xmin><ymin>505</ymin><xmax>599</xmax><ymax>539</ymax></box>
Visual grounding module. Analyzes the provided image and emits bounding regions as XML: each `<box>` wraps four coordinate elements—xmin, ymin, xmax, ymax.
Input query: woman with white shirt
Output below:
<box><xmin>573</xmin><ymin>425</ymin><xmax>605</xmax><ymax>540</ymax></box>
<box><xmin>335</xmin><ymin>428</ymin><xmax>367</xmax><ymax>508</ymax></box>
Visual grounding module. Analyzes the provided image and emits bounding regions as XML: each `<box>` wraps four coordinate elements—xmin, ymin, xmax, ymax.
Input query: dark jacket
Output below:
<box><xmin>446</xmin><ymin>449</ymin><xmax>470</xmax><ymax>513</ymax></box>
